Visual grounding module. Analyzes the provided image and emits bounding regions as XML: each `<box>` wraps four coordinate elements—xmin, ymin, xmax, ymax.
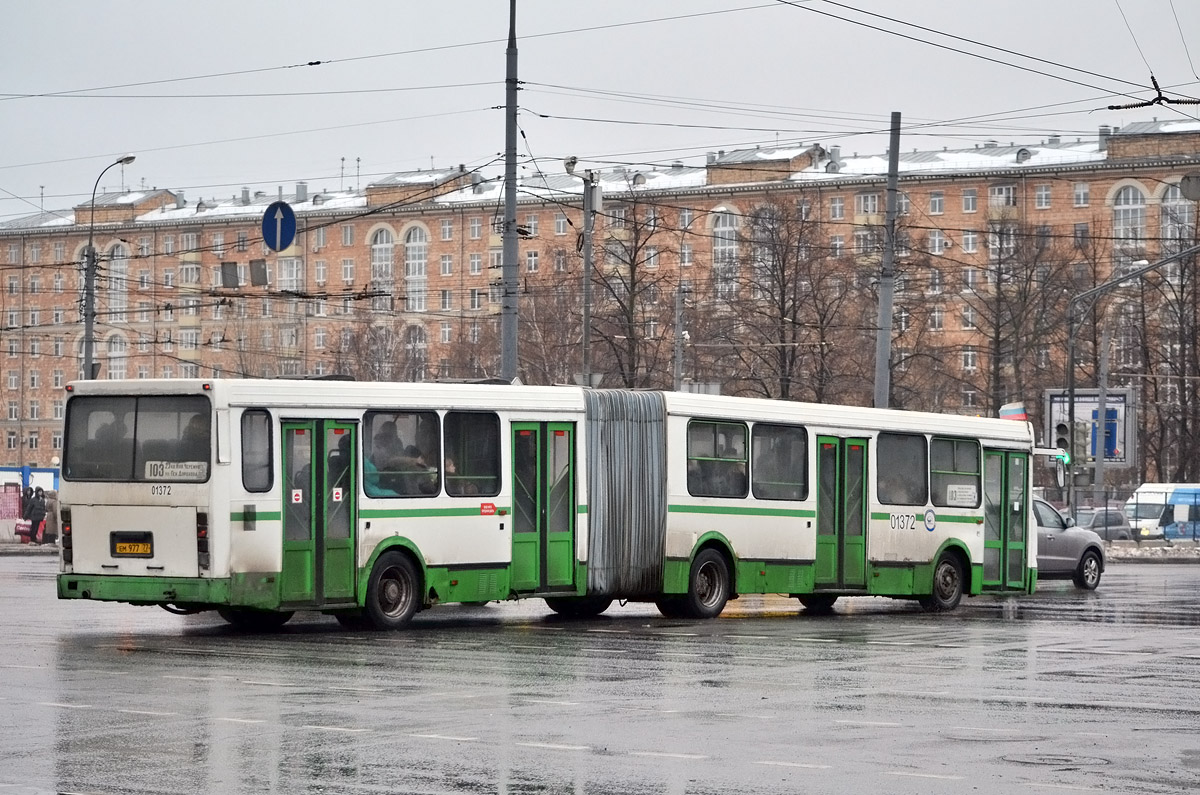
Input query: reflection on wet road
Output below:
<box><xmin>2</xmin><ymin>558</ymin><xmax>1199</xmax><ymax>794</ymax></box>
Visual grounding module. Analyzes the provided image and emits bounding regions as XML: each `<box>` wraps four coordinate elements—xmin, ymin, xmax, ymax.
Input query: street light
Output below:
<box><xmin>565</xmin><ymin>157</ymin><xmax>601</xmax><ymax>387</ymax></box>
<box><xmin>82</xmin><ymin>155</ymin><xmax>135</xmax><ymax>380</ymax></box>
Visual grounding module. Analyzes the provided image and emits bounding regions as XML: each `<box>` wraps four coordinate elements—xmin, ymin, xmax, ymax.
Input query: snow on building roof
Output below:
<box><xmin>368</xmin><ymin>168</ymin><xmax>464</xmax><ymax>187</ymax></box>
<box><xmin>137</xmin><ymin>189</ymin><xmax>365</xmax><ymax>223</ymax></box>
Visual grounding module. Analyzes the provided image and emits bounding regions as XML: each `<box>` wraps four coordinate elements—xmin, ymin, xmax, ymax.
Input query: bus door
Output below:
<box><xmin>982</xmin><ymin>450</ymin><xmax>1028</xmax><ymax>591</ymax></box>
<box><xmin>510</xmin><ymin>422</ymin><xmax>576</xmax><ymax>593</ymax></box>
<box><xmin>814</xmin><ymin>436</ymin><xmax>868</xmax><ymax>590</ymax></box>
<box><xmin>280</xmin><ymin>421</ymin><xmax>358</xmax><ymax>606</ymax></box>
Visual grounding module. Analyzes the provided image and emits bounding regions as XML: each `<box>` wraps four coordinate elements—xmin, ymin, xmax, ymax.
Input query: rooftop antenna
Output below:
<box><xmin>120</xmin><ymin>160</ymin><xmax>127</xmax><ymax>192</ymax></box>
<box><xmin>431</xmin><ymin>155</ymin><xmax>435</xmax><ymax>169</ymax></box>
<box><xmin>356</xmin><ymin>157</ymin><xmax>361</xmax><ymax>192</ymax></box>
<box><xmin>39</xmin><ymin>186</ymin><xmax>44</xmax><ymax>212</ymax></box>
<box><xmin>340</xmin><ymin>157</ymin><xmax>345</xmax><ymax>191</ymax></box>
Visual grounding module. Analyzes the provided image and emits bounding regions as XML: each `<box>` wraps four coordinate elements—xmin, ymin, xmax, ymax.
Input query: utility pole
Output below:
<box><xmin>83</xmin><ymin>155</ymin><xmax>136</xmax><ymax>380</ymax></box>
<box><xmin>499</xmin><ymin>0</ymin><xmax>519</xmax><ymax>382</ymax></box>
<box><xmin>673</xmin><ymin>284</ymin><xmax>688</xmax><ymax>391</ymax></box>
<box><xmin>873</xmin><ymin>111</ymin><xmax>902</xmax><ymax>409</ymax></box>
<box><xmin>581</xmin><ymin>172</ymin><xmax>597</xmax><ymax>387</ymax></box>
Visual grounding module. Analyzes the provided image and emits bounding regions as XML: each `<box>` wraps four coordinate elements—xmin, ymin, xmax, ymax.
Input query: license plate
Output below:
<box><xmin>115</xmin><ymin>542</ymin><xmax>152</xmax><ymax>556</ymax></box>
<box><xmin>110</xmin><ymin>532</ymin><xmax>153</xmax><ymax>558</ymax></box>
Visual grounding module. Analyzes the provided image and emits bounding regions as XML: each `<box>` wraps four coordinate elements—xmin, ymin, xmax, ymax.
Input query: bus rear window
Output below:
<box><xmin>64</xmin><ymin>395</ymin><xmax>212</xmax><ymax>482</ymax></box>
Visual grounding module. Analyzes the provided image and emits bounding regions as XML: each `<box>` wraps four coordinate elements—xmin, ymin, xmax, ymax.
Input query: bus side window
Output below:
<box><xmin>241</xmin><ymin>409</ymin><xmax>273</xmax><ymax>492</ymax></box>
<box><xmin>751</xmin><ymin>423</ymin><xmax>807</xmax><ymax>501</ymax></box>
<box><xmin>444</xmin><ymin>411</ymin><xmax>500</xmax><ymax>497</ymax></box>
<box><xmin>877</xmin><ymin>432</ymin><xmax>928</xmax><ymax>506</ymax></box>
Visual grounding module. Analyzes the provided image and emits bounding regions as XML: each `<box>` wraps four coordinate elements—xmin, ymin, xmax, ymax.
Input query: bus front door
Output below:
<box><xmin>814</xmin><ymin>436</ymin><xmax>868</xmax><ymax>591</ymax></box>
<box><xmin>280</xmin><ymin>421</ymin><xmax>358</xmax><ymax>607</ymax></box>
<box><xmin>510</xmin><ymin>422</ymin><xmax>576</xmax><ymax>593</ymax></box>
<box><xmin>982</xmin><ymin>450</ymin><xmax>1029</xmax><ymax>591</ymax></box>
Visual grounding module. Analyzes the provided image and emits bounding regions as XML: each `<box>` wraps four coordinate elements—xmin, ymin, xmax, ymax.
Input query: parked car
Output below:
<box><xmin>1071</xmin><ymin>507</ymin><xmax>1134</xmax><ymax>541</ymax></box>
<box><xmin>1033</xmin><ymin>498</ymin><xmax>1105</xmax><ymax>590</ymax></box>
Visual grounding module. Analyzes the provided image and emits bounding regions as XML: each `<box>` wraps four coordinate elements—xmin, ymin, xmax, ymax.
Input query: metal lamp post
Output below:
<box><xmin>82</xmin><ymin>155</ymin><xmax>135</xmax><ymax>380</ymax></box>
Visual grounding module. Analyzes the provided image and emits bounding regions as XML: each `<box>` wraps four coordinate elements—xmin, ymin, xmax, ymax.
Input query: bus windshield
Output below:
<box><xmin>1125</xmin><ymin>501</ymin><xmax>1166</xmax><ymax>520</ymax></box>
<box><xmin>64</xmin><ymin>395</ymin><xmax>212</xmax><ymax>482</ymax></box>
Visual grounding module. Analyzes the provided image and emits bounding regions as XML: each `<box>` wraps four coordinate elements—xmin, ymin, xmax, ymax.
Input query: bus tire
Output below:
<box><xmin>365</xmin><ymin>551</ymin><xmax>422</xmax><ymax>630</ymax></box>
<box><xmin>682</xmin><ymin>548</ymin><xmax>730</xmax><ymax>619</ymax></box>
<box><xmin>798</xmin><ymin>594</ymin><xmax>838</xmax><ymax>614</ymax></box>
<box><xmin>1073</xmin><ymin>549</ymin><xmax>1102</xmax><ymax>591</ymax></box>
<box><xmin>920</xmin><ymin>552</ymin><xmax>964</xmax><ymax>612</ymax></box>
<box><xmin>655</xmin><ymin>597</ymin><xmax>687</xmax><ymax>618</ymax></box>
<box><xmin>217</xmin><ymin>607</ymin><xmax>293</xmax><ymax>631</ymax></box>
<box><xmin>544</xmin><ymin>595</ymin><xmax>612</xmax><ymax>618</ymax></box>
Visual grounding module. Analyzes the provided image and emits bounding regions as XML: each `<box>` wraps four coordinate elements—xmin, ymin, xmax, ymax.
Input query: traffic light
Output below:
<box><xmin>1073</xmin><ymin>421</ymin><xmax>1092</xmax><ymax>462</ymax></box>
<box><xmin>1054</xmin><ymin>421</ymin><xmax>1071</xmax><ymax>464</ymax></box>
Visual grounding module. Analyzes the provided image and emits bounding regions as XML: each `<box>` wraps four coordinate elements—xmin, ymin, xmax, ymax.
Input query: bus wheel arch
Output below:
<box><xmin>365</xmin><ymin>548</ymin><xmax>424</xmax><ymax>630</ymax></box>
<box><xmin>920</xmin><ymin>546</ymin><xmax>968</xmax><ymax>612</ymax></box>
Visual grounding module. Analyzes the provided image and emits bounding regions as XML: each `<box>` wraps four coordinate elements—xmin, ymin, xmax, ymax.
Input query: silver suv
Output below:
<box><xmin>1072</xmin><ymin>507</ymin><xmax>1134</xmax><ymax>541</ymax></box>
<box><xmin>1033</xmin><ymin>498</ymin><xmax>1105</xmax><ymax>590</ymax></box>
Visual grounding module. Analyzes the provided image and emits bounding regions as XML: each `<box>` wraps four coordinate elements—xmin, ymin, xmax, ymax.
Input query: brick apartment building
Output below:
<box><xmin>1</xmin><ymin>120</ymin><xmax>1197</xmax><ymax>484</ymax></box>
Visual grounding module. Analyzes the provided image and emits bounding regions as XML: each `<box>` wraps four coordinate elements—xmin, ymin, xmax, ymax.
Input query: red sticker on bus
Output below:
<box><xmin>480</xmin><ymin>503</ymin><xmax>496</xmax><ymax>515</ymax></box>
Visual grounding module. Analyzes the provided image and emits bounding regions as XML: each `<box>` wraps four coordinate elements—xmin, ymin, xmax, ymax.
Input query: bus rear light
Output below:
<box><xmin>197</xmin><ymin>512</ymin><xmax>210</xmax><ymax>568</ymax></box>
<box><xmin>61</xmin><ymin>509</ymin><xmax>72</xmax><ymax>550</ymax></box>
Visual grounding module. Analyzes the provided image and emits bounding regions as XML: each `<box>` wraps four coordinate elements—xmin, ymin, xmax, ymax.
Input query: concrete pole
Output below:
<box><xmin>581</xmin><ymin>174</ymin><xmax>595</xmax><ymax>387</ymax></box>
<box><xmin>499</xmin><ymin>0</ymin><xmax>519</xmax><ymax>382</ymax></box>
<box><xmin>872</xmin><ymin>111</ymin><xmax>902</xmax><ymax>409</ymax></box>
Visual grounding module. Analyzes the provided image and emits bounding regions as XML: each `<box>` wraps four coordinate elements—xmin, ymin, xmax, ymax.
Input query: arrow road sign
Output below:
<box><xmin>261</xmin><ymin>201</ymin><xmax>296</xmax><ymax>252</ymax></box>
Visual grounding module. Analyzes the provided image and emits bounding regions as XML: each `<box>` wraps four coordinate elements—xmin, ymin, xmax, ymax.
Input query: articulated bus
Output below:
<box><xmin>57</xmin><ymin>379</ymin><xmax>1038</xmax><ymax>629</ymax></box>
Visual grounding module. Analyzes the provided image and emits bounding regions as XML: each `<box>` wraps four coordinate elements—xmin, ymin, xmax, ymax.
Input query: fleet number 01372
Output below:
<box><xmin>889</xmin><ymin>513</ymin><xmax>918</xmax><ymax>530</ymax></box>
<box><xmin>150</xmin><ymin>484</ymin><xmax>172</xmax><ymax>496</ymax></box>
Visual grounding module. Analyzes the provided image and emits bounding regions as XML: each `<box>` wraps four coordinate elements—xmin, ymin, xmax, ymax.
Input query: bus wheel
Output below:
<box><xmin>544</xmin><ymin>595</ymin><xmax>613</xmax><ymax>618</ymax></box>
<box><xmin>1073</xmin><ymin>550</ymin><xmax>1102</xmax><ymax>591</ymax></box>
<box><xmin>920</xmin><ymin>553</ymin><xmax>964</xmax><ymax>612</ymax></box>
<box><xmin>334</xmin><ymin>610</ymin><xmax>373</xmax><ymax>630</ymax></box>
<box><xmin>217</xmin><ymin>608</ymin><xmax>293</xmax><ymax>631</ymax></box>
<box><xmin>798</xmin><ymin>594</ymin><xmax>838</xmax><ymax>614</ymax></box>
<box><xmin>655</xmin><ymin>597</ymin><xmax>687</xmax><ymax>618</ymax></box>
<box><xmin>366</xmin><ymin>552</ymin><xmax>422</xmax><ymax>630</ymax></box>
<box><xmin>682</xmin><ymin>548</ymin><xmax>730</xmax><ymax>619</ymax></box>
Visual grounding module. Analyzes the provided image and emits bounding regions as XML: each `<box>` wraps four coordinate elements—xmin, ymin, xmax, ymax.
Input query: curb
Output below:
<box><xmin>0</xmin><ymin>543</ymin><xmax>59</xmax><ymax>557</ymax></box>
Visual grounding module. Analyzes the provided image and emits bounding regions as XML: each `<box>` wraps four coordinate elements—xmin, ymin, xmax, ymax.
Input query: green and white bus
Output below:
<box><xmin>57</xmin><ymin>379</ymin><xmax>1038</xmax><ymax>629</ymax></box>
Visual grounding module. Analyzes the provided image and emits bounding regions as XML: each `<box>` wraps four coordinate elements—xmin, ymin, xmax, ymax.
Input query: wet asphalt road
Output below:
<box><xmin>2</xmin><ymin>557</ymin><xmax>1200</xmax><ymax>795</ymax></box>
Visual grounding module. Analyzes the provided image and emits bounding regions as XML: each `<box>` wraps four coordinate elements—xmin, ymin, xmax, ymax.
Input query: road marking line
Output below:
<box><xmin>37</xmin><ymin>702</ymin><xmax>92</xmax><ymax>709</ymax></box>
<box><xmin>658</xmin><ymin>651</ymin><xmax>702</xmax><ymax>656</ymax></box>
<box><xmin>162</xmin><ymin>675</ymin><xmax>214</xmax><ymax>681</ymax></box>
<box><xmin>0</xmin><ymin>664</ymin><xmax>41</xmax><ymax>670</ymax></box>
<box><xmin>217</xmin><ymin>718</ymin><xmax>265</xmax><ymax>724</ymax></box>
<box><xmin>583</xmin><ymin>648</ymin><xmax>628</xmax><ymax>653</ymax></box>
<box><xmin>117</xmin><ymin>709</ymin><xmax>178</xmax><ymax>716</ymax></box>
<box><xmin>659</xmin><ymin>632</ymin><xmax>699</xmax><ymax>637</ymax></box>
<box><xmin>630</xmin><ymin>752</ymin><xmax>707</xmax><ymax>760</ymax></box>
<box><xmin>794</xmin><ymin>637</ymin><xmax>837</xmax><ymax>643</ymax></box>
<box><xmin>867</xmin><ymin>640</ymin><xmax>917</xmax><ymax>646</ymax></box>
<box><xmin>243</xmin><ymin>680</ymin><xmax>290</xmax><ymax>687</ymax></box>
<box><xmin>1024</xmin><ymin>784</ymin><xmax>1100</xmax><ymax>791</ymax></box>
<box><xmin>527</xmin><ymin>626</ymin><xmax>564</xmax><ymax>631</ymax></box>
<box><xmin>726</xmin><ymin>634</ymin><xmax>770</xmax><ymax>639</ymax></box>
<box><xmin>526</xmin><ymin>699</ymin><xmax>579</xmax><ymax>706</ymax></box>
<box><xmin>409</xmin><ymin>733</ymin><xmax>478</xmax><ymax>742</ymax></box>
<box><xmin>303</xmin><ymin>725</ymin><xmax>370</xmax><ymax>733</ymax></box>
<box><xmin>1039</xmin><ymin>648</ymin><xmax>1148</xmax><ymax>656</ymax></box>
<box><xmin>716</xmin><ymin>713</ymin><xmax>776</xmax><ymax>720</ymax></box>
<box><xmin>516</xmin><ymin>742</ymin><xmax>589</xmax><ymax>751</ymax></box>
<box><xmin>835</xmin><ymin>720</ymin><xmax>903</xmax><ymax>727</ymax></box>
<box><xmin>754</xmin><ymin>761</ymin><xmax>830</xmax><ymax>770</ymax></box>
<box><xmin>951</xmin><ymin>726</ymin><xmax>1020</xmax><ymax>733</ymax></box>
<box><xmin>886</xmin><ymin>771</ymin><xmax>963</xmax><ymax>780</ymax></box>
<box><xmin>887</xmin><ymin>690</ymin><xmax>950</xmax><ymax>697</ymax></box>
<box><xmin>586</xmin><ymin>628</ymin><xmax>630</xmax><ymax>634</ymax></box>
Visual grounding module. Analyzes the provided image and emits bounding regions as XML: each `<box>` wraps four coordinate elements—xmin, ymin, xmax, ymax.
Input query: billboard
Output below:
<box><xmin>1044</xmin><ymin>388</ymin><xmax>1135</xmax><ymax>469</ymax></box>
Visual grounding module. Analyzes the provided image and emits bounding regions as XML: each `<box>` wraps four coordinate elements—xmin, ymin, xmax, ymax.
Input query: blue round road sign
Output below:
<box><xmin>262</xmin><ymin>201</ymin><xmax>297</xmax><ymax>252</ymax></box>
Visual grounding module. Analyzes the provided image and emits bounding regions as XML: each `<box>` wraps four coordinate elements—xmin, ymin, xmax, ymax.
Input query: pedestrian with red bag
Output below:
<box><xmin>23</xmin><ymin>486</ymin><xmax>47</xmax><ymax>544</ymax></box>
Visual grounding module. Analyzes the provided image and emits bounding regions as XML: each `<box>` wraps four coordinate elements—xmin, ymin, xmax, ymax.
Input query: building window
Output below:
<box><xmin>679</xmin><ymin>208</ymin><xmax>694</xmax><ymax>229</ymax></box>
<box><xmin>554</xmin><ymin>250</ymin><xmax>567</xmax><ymax>272</ymax></box>
<box><xmin>441</xmin><ymin>290</ymin><xmax>453</xmax><ymax>311</ymax></box>
<box><xmin>525</xmin><ymin>250</ymin><xmax>539</xmax><ymax>272</ymax></box>
<box><xmin>441</xmin><ymin>321</ymin><xmax>453</xmax><ymax>343</ymax></box>
<box><xmin>988</xmin><ymin>184</ymin><xmax>1016</xmax><ymax>207</ymax></box>
<box><xmin>525</xmin><ymin>213</ymin><xmax>539</xmax><ymax>236</ymax></box>
<box><xmin>54</xmin><ymin>272</ymin><xmax>64</xmax><ymax>293</ymax></box>
<box><xmin>712</xmin><ymin>212</ymin><xmax>738</xmax><ymax>264</ymax></box>
<box><xmin>555</xmin><ymin>212</ymin><xmax>568</xmax><ymax>235</ymax></box>
<box><xmin>680</xmin><ymin>243</ymin><xmax>694</xmax><ymax>266</ymax></box>
<box><xmin>469</xmin><ymin>217</ymin><xmax>482</xmax><ymax>239</ymax></box>
<box><xmin>855</xmin><ymin>193</ymin><xmax>880</xmax><ymax>215</ymax></box>
<box><xmin>962</xmin><ymin>268</ymin><xmax>979</xmax><ymax>291</ymax></box>
<box><xmin>53</xmin><ymin>399</ymin><xmax>64</xmax><ymax>419</ymax></box>
<box><xmin>340</xmin><ymin>225</ymin><xmax>353</xmax><ymax>246</ymax></box>
<box><xmin>441</xmin><ymin>219</ymin><xmax>453</xmax><ymax>240</ymax></box>
<box><xmin>470</xmin><ymin>288</ymin><xmax>484</xmax><ymax>310</ymax></box>
<box><xmin>469</xmin><ymin>253</ymin><xmax>482</xmax><ymax>275</ymax></box>
<box><xmin>961</xmin><ymin>229</ymin><xmax>978</xmax><ymax>253</ymax></box>
<box><xmin>962</xmin><ymin>388</ymin><xmax>977</xmax><ymax>408</ymax></box>
<box><xmin>404</xmin><ymin>227</ymin><xmax>428</xmax><ymax>313</ymax></box>
<box><xmin>1073</xmin><ymin>182</ymin><xmax>1090</xmax><ymax>207</ymax></box>
<box><xmin>237</xmin><ymin>231</ymin><xmax>248</xmax><ymax>251</ymax></box>
<box><xmin>440</xmin><ymin>254</ymin><xmax>453</xmax><ymax>276</ymax></box>
<box><xmin>1162</xmin><ymin>184</ymin><xmax>1196</xmax><ymax>255</ymax></box>
<box><xmin>6</xmin><ymin>432</ymin><xmax>15</xmax><ymax>450</ymax></box>
<box><xmin>342</xmin><ymin>258</ymin><xmax>355</xmax><ymax>283</ymax></box>
<box><xmin>829</xmin><ymin>236</ymin><xmax>844</xmax><ymax>258</ymax></box>
<box><xmin>829</xmin><ymin>196</ymin><xmax>844</xmax><ymax>220</ymax></box>
<box><xmin>1074</xmin><ymin>223</ymin><xmax>1090</xmax><ymax>249</ymax></box>
<box><xmin>928</xmin><ymin>229</ymin><xmax>947</xmax><ymax>254</ymax></box>
<box><xmin>962</xmin><ymin>346</ymin><xmax>978</xmax><ymax>372</ymax></box>
<box><xmin>896</xmin><ymin>192</ymin><xmax>911</xmax><ymax>215</ymax></box>
<box><xmin>962</xmin><ymin>306</ymin><xmax>977</xmax><ymax>330</ymax></box>
<box><xmin>645</xmin><ymin>247</ymin><xmax>659</xmax><ymax>269</ymax></box>
<box><xmin>929</xmin><ymin>268</ymin><xmax>943</xmax><ymax>294</ymax></box>
<box><xmin>371</xmin><ymin>228</ymin><xmax>395</xmax><ymax>280</ymax></box>
<box><xmin>213</xmin><ymin>232</ymin><xmax>225</xmax><ymax>256</ymax></box>
<box><xmin>608</xmin><ymin>207</ymin><xmax>626</xmax><ymax>229</ymax></box>
<box><xmin>1035</xmin><ymin>184</ymin><xmax>1051</xmax><ymax>209</ymax></box>
<box><xmin>1112</xmin><ymin>185</ymin><xmax>1146</xmax><ymax>250</ymax></box>
<box><xmin>929</xmin><ymin>191</ymin><xmax>944</xmax><ymax>215</ymax></box>
<box><xmin>929</xmin><ymin>306</ymin><xmax>944</xmax><ymax>331</ymax></box>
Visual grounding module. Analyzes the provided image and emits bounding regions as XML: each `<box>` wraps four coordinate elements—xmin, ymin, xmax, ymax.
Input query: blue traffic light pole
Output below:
<box><xmin>1065</xmin><ymin>241</ymin><xmax>1200</xmax><ymax>514</ymax></box>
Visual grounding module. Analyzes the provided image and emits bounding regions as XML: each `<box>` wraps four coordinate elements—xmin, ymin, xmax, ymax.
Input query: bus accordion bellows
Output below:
<box><xmin>57</xmin><ymin>378</ymin><xmax>1039</xmax><ymax>629</ymax></box>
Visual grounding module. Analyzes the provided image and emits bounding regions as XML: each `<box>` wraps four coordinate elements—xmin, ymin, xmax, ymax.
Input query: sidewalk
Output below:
<box><xmin>0</xmin><ymin>540</ymin><xmax>59</xmax><ymax>556</ymax></box>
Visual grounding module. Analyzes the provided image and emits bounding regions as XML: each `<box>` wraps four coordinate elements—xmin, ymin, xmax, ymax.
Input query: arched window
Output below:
<box><xmin>1112</xmin><ymin>185</ymin><xmax>1146</xmax><ymax>251</ymax></box>
<box><xmin>712</xmin><ymin>211</ymin><xmax>740</xmax><ymax>300</ymax></box>
<box><xmin>107</xmin><ymin>243</ymin><xmax>129</xmax><ymax>322</ymax></box>
<box><xmin>106</xmin><ymin>335</ymin><xmax>128</xmax><ymax>380</ymax></box>
<box><xmin>1161</xmin><ymin>184</ymin><xmax>1194</xmax><ymax>258</ymax></box>
<box><xmin>370</xmin><ymin>229</ymin><xmax>394</xmax><ymax>280</ymax></box>
<box><xmin>404</xmin><ymin>227</ymin><xmax>428</xmax><ymax>312</ymax></box>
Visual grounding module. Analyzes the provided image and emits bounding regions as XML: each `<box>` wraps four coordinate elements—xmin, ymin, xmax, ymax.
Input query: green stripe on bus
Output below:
<box><xmin>869</xmin><ymin>511</ymin><xmax>981</xmax><ymax>524</ymax></box>
<box><xmin>669</xmin><ymin>504</ymin><xmax>816</xmax><ymax>518</ymax></box>
<box><xmin>360</xmin><ymin>506</ymin><xmax>507</xmax><ymax>519</ymax></box>
<box><xmin>230</xmin><ymin>511</ymin><xmax>282</xmax><ymax>521</ymax></box>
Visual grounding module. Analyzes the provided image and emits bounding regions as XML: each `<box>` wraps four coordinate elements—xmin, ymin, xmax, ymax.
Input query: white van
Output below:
<box><xmin>1124</xmin><ymin>483</ymin><xmax>1200</xmax><ymax>540</ymax></box>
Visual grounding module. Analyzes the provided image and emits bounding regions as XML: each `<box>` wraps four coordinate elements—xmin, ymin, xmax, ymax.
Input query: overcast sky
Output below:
<box><xmin>2</xmin><ymin>0</ymin><xmax>1197</xmax><ymax>221</ymax></box>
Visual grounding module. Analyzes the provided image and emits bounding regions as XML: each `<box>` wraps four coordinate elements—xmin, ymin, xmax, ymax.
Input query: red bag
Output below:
<box><xmin>14</xmin><ymin>519</ymin><xmax>31</xmax><ymax>543</ymax></box>
<box><xmin>35</xmin><ymin>520</ymin><xmax>45</xmax><ymax>543</ymax></box>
